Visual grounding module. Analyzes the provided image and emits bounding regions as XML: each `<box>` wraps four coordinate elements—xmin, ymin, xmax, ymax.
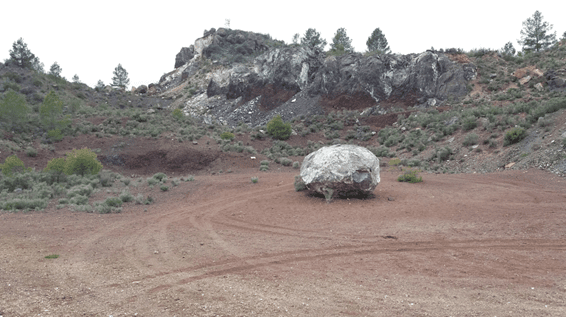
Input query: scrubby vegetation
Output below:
<box><xmin>266</xmin><ymin>115</ymin><xmax>292</xmax><ymax>140</ymax></box>
<box><xmin>397</xmin><ymin>169</ymin><xmax>423</xmax><ymax>183</ymax></box>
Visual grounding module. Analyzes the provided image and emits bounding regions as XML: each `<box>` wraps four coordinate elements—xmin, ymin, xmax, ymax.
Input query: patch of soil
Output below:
<box><xmin>360</xmin><ymin>111</ymin><xmax>410</xmax><ymax>129</ymax></box>
<box><xmin>1</xmin><ymin>169</ymin><xmax>565</xmax><ymax>316</ymax></box>
<box><xmin>244</xmin><ymin>84</ymin><xmax>299</xmax><ymax>112</ymax></box>
<box><xmin>320</xmin><ymin>91</ymin><xmax>376</xmax><ymax>112</ymax></box>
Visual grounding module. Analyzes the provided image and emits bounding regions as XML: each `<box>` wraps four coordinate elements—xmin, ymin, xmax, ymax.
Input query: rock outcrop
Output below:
<box><xmin>308</xmin><ymin>51</ymin><xmax>476</xmax><ymax>110</ymax></box>
<box><xmin>151</xmin><ymin>28</ymin><xmax>477</xmax><ymax>128</ymax></box>
<box><xmin>300</xmin><ymin>144</ymin><xmax>380</xmax><ymax>200</ymax></box>
<box><xmin>174</xmin><ymin>46</ymin><xmax>195</xmax><ymax>69</ymax></box>
<box><xmin>545</xmin><ymin>69</ymin><xmax>566</xmax><ymax>91</ymax></box>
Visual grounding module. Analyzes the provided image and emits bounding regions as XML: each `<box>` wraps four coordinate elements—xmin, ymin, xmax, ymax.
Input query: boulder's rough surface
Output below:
<box><xmin>174</xmin><ymin>46</ymin><xmax>195</xmax><ymax>69</ymax></box>
<box><xmin>545</xmin><ymin>70</ymin><xmax>566</xmax><ymax>91</ymax></box>
<box><xmin>300</xmin><ymin>145</ymin><xmax>380</xmax><ymax>199</ymax></box>
<box><xmin>134</xmin><ymin>85</ymin><xmax>148</xmax><ymax>94</ymax></box>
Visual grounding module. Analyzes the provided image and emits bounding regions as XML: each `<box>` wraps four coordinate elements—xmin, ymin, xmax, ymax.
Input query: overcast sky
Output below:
<box><xmin>1</xmin><ymin>1</ymin><xmax>565</xmax><ymax>89</ymax></box>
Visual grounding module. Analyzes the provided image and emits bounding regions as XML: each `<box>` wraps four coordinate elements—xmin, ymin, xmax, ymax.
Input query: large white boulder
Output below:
<box><xmin>300</xmin><ymin>144</ymin><xmax>380</xmax><ymax>199</ymax></box>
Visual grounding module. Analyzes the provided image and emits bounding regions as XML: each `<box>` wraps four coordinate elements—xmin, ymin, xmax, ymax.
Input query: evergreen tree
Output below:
<box><xmin>300</xmin><ymin>28</ymin><xmax>327</xmax><ymax>51</ymax></box>
<box><xmin>8</xmin><ymin>38</ymin><xmax>39</xmax><ymax>69</ymax></box>
<box><xmin>49</xmin><ymin>62</ymin><xmax>62</xmax><ymax>77</ymax></box>
<box><xmin>72</xmin><ymin>74</ymin><xmax>80</xmax><ymax>83</ymax></box>
<box><xmin>329</xmin><ymin>28</ymin><xmax>354</xmax><ymax>55</ymax></box>
<box><xmin>366</xmin><ymin>28</ymin><xmax>391</xmax><ymax>54</ymax></box>
<box><xmin>40</xmin><ymin>91</ymin><xmax>69</xmax><ymax>131</ymax></box>
<box><xmin>32</xmin><ymin>58</ymin><xmax>44</xmax><ymax>73</ymax></box>
<box><xmin>500</xmin><ymin>41</ymin><xmax>516</xmax><ymax>56</ymax></box>
<box><xmin>0</xmin><ymin>90</ymin><xmax>29</xmax><ymax>131</ymax></box>
<box><xmin>292</xmin><ymin>33</ymin><xmax>300</xmax><ymax>45</ymax></box>
<box><xmin>518</xmin><ymin>10</ymin><xmax>557</xmax><ymax>52</ymax></box>
<box><xmin>95</xmin><ymin>80</ymin><xmax>105</xmax><ymax>91</ymax></box>
<box><xmin>112</xmin><ymin>64</ymin><xmax>130</xmax><ymax>89</ymax></box>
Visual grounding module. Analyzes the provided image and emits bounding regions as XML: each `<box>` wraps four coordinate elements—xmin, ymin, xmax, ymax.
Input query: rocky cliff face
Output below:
<box><xmin>152</xmin><ymin>29</ymin><xmax>477</xmax><ymax>128</ymax></box>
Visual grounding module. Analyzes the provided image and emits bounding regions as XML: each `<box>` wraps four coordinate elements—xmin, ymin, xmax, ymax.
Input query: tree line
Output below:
<box><xmin>2</xmin><ymin>9</ymin><xmax>565</xmax><ymax>92</ymax></box>
<box><xmin>294</xmin><ymin>10</ymin><xmax>564</xmax><ymax>57</ymax></box>
<box><xmin>4</xmin><ymin>38</ymin><xmax>130</xmax><ymax>90</ymax></box>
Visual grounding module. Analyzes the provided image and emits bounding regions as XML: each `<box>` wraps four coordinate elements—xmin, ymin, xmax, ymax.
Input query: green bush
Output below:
<box><xmin>220</xmin><ymin>131</ymin><xmax>235</xmax><ymax>140</ymax></box>
<box><xmin>1</xmin><ymin>155</ymin><xmax>29</xmax><ymax>177</ymax></box>
<box><xmin>160</xmin><ymin>185</ymin><xmax>169</xmax><ymax>191</ymax></box>
<box><xmin>266</xmin><ymin>115</ymin><xmax>292</xmax><ymax>140</ymax></box>
<box><xmin>0</xmin><ymin>89</ymin><xmax>29</xmax><ymax>130</ymax></box>
<box><xmin>69</xmin><ymin>195</ymin><xmax>89</xmax><ymax>205</ymax></box>
<box><xmin>462</xmin><ymin>133</ymin><xmax>479</xmax><ymax>146</ymax></box>
<box><xmin>26</xmin><ymin>147</ymin><xmax>38</xmax><ymax>157</ymax></box>
<box><xmin>172</xmin><ymin>108</ymin><xmax>183</xmax><ymax>120</ymax></box>
<box><xmin>47</xmin><ymin>129</ymin><xmax>63</xmax><ymax>142</ymax></box>
<box><xmin>147</xmin><ymin>177</ymin><xmax>159</xmax><ymax>186</ymax></box>
<box><xmin>2</xmin><ymin>198</ymin><xmax>48</xmax><ymax>211</ymax></box>
<box><xmin>67</xmin><ymin>184</ymin><xmax>93</xmax><ymax>198</ymax></box>
<box><xmin>388</xmin><ymin>158</ymin><xmax>401</xmax><ymax>166</ymax></box>
<box><xmin>63</xmin><ymin>148</ymin><xmax>103</xmax><ymax>176</ymax></box>
<box><xmin>40</xmin><ymin>91</ymin><xmax>71</xmax><ymax>131</ymax></box>
<box><xmin>152</xmin><ymin>172</ymin><xmax>167</xmax><ymax>182</ymax></box>
<box><xmin>462</xmin><ymin>117</ymin><xmax>478</xmax><ymax>131</ymax></box>
<box><xmin>431</xmin><ymin>146</ymin><xmax>453</xmax><ymax>162</ymax></box>
<box><xmin>397</xmin><ymin>169</ymin><xmax>423</xmax><ymax>183</ymax></box>
<box><xmin>2</xmin><ymin>82</ymin><xmax>20</xmax><ymax>92</ymax></box>
<box><xmin>104</xmin><ymin>197</ymin><xmax>123</xmax><ymax>207</ymax></box>
<box><xmin>279</xmin><ymin>158</ymin><xmax>293</xmax><ymax>166</ymax></box>
<box><xmin>43</xmin><ymin>157</ymin><xmax>67</xmax><ymax>181</ymax></box>
<box><xmin>292</xmin><ymin>161</ymin><xmax>300</xmax><ymax>169</ymax></box>
<box><xmin>251</xmin><ymin>176</ymin><xmax>259</xmax><ymax>183</ymax></box>
<box><xmin>504</xmin><ymin>127</ymin><xmax>527</xmax><ymax>146</ymax></box>
<box><xmin>98</xmin><ymin>170</ymin><xmax>114</xmax><ymax>187</ymax></box>
<box><xmin>294</xmin><ymin>175</ymin><xmax>306</xmax><ymax>191</ymax></box>
<box><xmin>368</xmin><ymin>146</ymin><xmax>391</xmax><ymax>158</ymax></box>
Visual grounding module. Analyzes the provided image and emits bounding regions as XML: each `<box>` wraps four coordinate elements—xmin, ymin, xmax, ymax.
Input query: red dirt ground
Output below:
<box><xmin>1</xmin><ymin>168</ymin><xmax>565</xmax><ymax>316</ymax></box>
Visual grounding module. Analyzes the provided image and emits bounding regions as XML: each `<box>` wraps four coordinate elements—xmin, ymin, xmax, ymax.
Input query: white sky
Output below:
<box><xmin>1</xmin><ymin>1</ymin><xmax>564</xmax><ymax>89</ymax></box>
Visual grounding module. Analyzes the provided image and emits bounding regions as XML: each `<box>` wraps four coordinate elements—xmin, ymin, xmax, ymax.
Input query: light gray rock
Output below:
<box><xmin>300</xmin><ymin>144</ymin><xmax>380</xmax><ymax>200</ymax></box>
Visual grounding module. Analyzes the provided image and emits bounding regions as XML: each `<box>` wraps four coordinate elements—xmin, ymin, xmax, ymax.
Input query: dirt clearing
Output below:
<box><xmin>1</xmin><ymin>169</ymin><xmax>565</xmax><ymax>316</ymax></box>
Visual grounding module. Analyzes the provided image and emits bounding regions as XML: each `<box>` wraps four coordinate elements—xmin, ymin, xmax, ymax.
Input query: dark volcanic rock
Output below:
<box><xmin>158</xmin><ymin>29</ymin><xmax>477</xmax><ymax>128</ymax></box>
<box><xmin>135</xmin><ymin>85</ymin><xmax>148</xmax><ymax>94</ymax></box>
<box><xmin>545</xmin><ymin>70</ymin><xmax>566</xmax><ymax>91</ymax></box>
<box><xmin>309</xmin><ymin>51</ymin><xmax>475</xmax><ymax>110</ymax></box>
<box><xmin>174</xmin><ymin>46</ymin><xmax>195</xmax><ymax>68</ymax></box>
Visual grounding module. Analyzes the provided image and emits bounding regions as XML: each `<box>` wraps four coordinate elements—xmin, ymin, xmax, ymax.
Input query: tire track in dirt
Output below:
<box><xmin>114</xmin><ymin>181</ymin><xmax>304</xmax><ymax>284</ymax></box>
<box><xmin>59</xmin><ymin>171</ymin><xmax>566</xmax><ymax>309</ymax></box>
<box><xmin>139</xmin><ymin>238</ymin><xmax>566</xmax><ymax>294</ymax></box>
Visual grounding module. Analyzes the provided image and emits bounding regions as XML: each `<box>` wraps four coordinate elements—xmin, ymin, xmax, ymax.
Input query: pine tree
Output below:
<box><xmin>72</xmin><ymin>74</ymin><xmax>80</xmax><ymax>83</ymax></box>
<box><xmin>292</xmin><ymin>33</ymin><xmax>300</xmax><ymax>45</ymax></box>
<box><xmin>518</xmin><ymin>10</ymin><xmax>557</xmax><ymax>52</ymax></box>
<box><xmin>366</xmin><ymin>28</ymin><xmax>391</xmax><ymax>54</ymax></box>
<box><xmin>95</xmin><ymin>80</ymin><xmax>105</xmax><ymax>91</ymax></box>
<box><xmin>500</xmin><ymin>42</ymin><xmax>516</xmax><ymax>56</ymax></box>
<box><xmin>0</xmin><ymin>90</ymin><xmax>29</xmax><ymax>131</ymax></box>
<box><xmin>9</xmin><ymin>38</ymin><xmax>38</xmax><ymax>69</ymax></box>
<box><xmin>300</xmin><ymin>28</ymin><xmax>326</xmax><ymax>51</ymax></box>
<box><xmin>49</xmin><ymin>62</ymin><xmax>62</xmax><ymax>77</ymax></box>
<box><xmin>112</xmin><ymin>64</ymin><xmax>130</xmax><ymax>89</ymax></box>
<box><xmin>40</xmin><ymin>91</ymin><xmax>70</xmax><ymax>131</ymax></box>
<box><xmin>329</xmin><ymin>28</ymin><xmax>354</xmax><ymax>55</ymax></box>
